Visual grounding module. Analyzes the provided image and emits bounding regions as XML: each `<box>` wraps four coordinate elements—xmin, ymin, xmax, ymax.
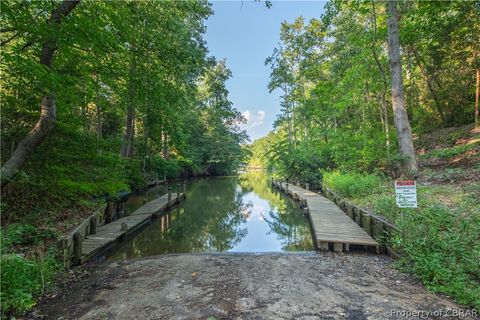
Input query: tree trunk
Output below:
<box><xmin>162</xmin><ymin>131</ymin><xmax>170</xmax><ymax>160</ymax></box>
<box><xmin>1</xmin><ymin>0</ymin><xmax>80</xmax><ymax>187</ymax></box>
<box><xmin>371</xmin><ymin>0</ymin><xmax>391</xmax><ymax>154</ymax></box>
<box><xmin>386</xmin><ymin>0</ymin><xmax>418</xmax><ymax>174</ymax></box>
<box><xmin>120</xmin><ymin>52</ymin><xmax>136</xmax><ymax>158</ymax></box>
<box><xmin>475</xmin><ymin>68</ymin><xmax>479</xmax><ymax>129</ymax></box>
<box><xmin>95</xmin><ymin>72</ymin><xmax>102</xmax><ymax>155</ymax></box>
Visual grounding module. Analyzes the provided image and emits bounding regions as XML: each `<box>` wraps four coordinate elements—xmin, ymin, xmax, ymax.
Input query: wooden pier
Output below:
<box><xmin>77</xmin><ymin>192</ymin><xmax>185</xmax><ymax>264</ymax></box>
<box><xmin>272</xmin><ymin>181</ymin><xmax>378</xmax><ymax>253</ymax></box>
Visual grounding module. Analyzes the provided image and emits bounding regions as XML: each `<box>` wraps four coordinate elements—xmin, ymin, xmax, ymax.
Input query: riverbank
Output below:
<box><xmin>29</xmin><ymin>252</ymin><xmax>477</xmax><ymax>320</ymax></box>
<box><xmin>321</xmin><ymin>125</ymin><xmax>480</xmax><ymax>309</ymax></box>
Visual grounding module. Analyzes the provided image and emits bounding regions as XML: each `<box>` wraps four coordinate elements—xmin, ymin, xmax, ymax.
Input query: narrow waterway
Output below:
<box><xmin>110</xmin><ymin>172</ymin><xmax>313</xmax><ymax>259</ymax></box>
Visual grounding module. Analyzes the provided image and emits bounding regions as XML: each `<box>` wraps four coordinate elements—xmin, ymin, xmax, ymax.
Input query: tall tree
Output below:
<box><xmin>1</xmin><ymin>0</ymin><xmax>80</xmax><ymax>187</ymax></box>
<box><xmin>476</xmin><ymin>68</ymin><xmax>479</xmax><ymax>129</ymax></box>
<box><xmin>386</xmin><ymin>0</ymin><xmax>417</xmax><ymax>174</ymax></box>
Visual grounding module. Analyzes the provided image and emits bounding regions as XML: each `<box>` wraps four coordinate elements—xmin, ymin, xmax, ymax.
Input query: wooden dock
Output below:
<box><xmin>272</xmin><ymin>181</ymin><xmax>378</xmax><ymax>253</ymax></box>
<box><xmin>78</xmin><ymin>192</ymin><xmax>185</xmax><ymax>264</ymax></box>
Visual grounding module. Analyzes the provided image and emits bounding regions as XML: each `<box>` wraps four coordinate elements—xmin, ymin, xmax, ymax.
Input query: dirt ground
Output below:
<box><xmin>27</xmin><ymin>252</ymin><xmax>479</xmax><ymax>320</ymax></box>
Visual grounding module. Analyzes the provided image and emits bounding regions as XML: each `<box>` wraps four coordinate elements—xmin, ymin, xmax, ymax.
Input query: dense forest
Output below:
<box><xmin>251</xmin><ymin>0</ymin><xmax>479</xmax><ymax>180</ymax></box>
<box><xmin>1</xmin><ymin>1</ymin><xmax>248</xmax><ymax>218</ymax></box>
<box><xmin>1</xmin><ymin>1</ymin><xmax>247</xmax><ymax>316</ymax></box>
<box><xmin>250</xmin><ymin>0</ymin><xmax>479</xmax><ymax>309</ymax></box>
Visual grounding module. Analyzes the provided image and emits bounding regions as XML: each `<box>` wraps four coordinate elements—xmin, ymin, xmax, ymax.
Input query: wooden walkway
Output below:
<box><xmin>273</xmin><ymin>181</ymin><xmax>378</xmax><ymax>252</ymax></box>
<box><xmin>79</xmin><ymin>192</ymin><xmax>185</xmax><ymax>263</ymax></box>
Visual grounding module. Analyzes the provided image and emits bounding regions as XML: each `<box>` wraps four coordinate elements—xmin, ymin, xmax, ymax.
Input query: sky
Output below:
<box><xmin>205</xmin><ymin>1</ymin><xmax>326</xmax><ymax>142</ymax></box>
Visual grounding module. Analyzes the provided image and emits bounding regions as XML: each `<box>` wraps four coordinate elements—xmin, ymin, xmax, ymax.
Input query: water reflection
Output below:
<box><xmin>110</xmin><ymin>172</ymin><xmax>313</xmax><ymax>260</ymax></box>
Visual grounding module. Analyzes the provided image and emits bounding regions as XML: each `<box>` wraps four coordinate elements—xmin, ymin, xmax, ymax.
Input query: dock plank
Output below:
<box><xmin>79</xmin><ymin>192</ymin><xmax>185</xmax><ymax>263</ymax></box>
<box><xmin>275</xmin><ymin>182</ymin><xmax>378</xmax><ymax>251</ymax></box>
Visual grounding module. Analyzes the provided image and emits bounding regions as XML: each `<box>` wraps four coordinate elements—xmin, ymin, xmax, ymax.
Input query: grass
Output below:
<box><xmin>322</xmin><ymin>171</ymin><xmax>383</xmax><ymax>198</ymax></box>
<box><xmin>0</xmin><ymin>224</ymin><xmax>64</xmax><ymax>318</ymax></box>
<box><xmin>420</xmin><ymin>141</ymin><xmax>479</xmax><ymax>160</ymax></box>
<box><xmin>324</xmin><ymin>172</ymin><xmax>480</xmax><ymax>310</ymax></box>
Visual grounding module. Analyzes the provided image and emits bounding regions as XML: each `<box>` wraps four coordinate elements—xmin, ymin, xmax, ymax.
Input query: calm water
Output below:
<box><xmin>110</xmin><ymin>172</ymin><xmax>313</xmax><ymax>259</ymax></box>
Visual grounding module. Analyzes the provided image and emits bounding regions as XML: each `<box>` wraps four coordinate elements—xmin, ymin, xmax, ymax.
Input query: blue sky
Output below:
<box><xmin>205</xmin><ymin>0</ymin><xmax>326</xmax><ymax>142</ymax></box>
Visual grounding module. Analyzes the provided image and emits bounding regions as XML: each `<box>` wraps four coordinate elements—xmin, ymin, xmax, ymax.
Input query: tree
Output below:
<box><xmin>476</xmin><ymin>68</ymin><xmax>479</xmax><ymax>129</ymax></box>
<box><xmin>386</xmin><ymin>0</ymin><xmax>417</xmax><ymax>174</ymax></box>
<box><xmin>1</xmin><ymin>0</ymin><xmax>80</xmax><ymax>187</ymax></box>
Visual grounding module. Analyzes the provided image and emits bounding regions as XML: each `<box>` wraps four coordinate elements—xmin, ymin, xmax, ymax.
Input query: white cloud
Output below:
<box><xmin>241</xmin><ymin>110</ymin><xmax>265</xmax><ymax>129</ymax></box>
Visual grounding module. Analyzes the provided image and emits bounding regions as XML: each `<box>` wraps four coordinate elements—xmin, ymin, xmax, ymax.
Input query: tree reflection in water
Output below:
<box><xmin>111</xmin><ymin>173</ymin><xmax>312</xmax><ymax>260</ymax></box>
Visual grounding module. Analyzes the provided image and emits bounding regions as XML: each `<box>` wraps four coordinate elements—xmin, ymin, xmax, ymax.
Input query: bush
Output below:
<box><xmin>0</xmin><ymin>251</ymin><xmax>62</xmax><ymax>318</ymax></box>
<box><xmin>392</xmin><ymin>203</ymin><xmax>480</xmax><ymax>309</ymax></box>
<box><xmin>421</xmin><ymin>141</ymin><xmax>479</xmax><ymax>160</ymax></box>
<box><xmin>353</xmin><ymin>183</ymin><xmax>480</xmax><ymax>309</ymax></box>
<box><xmin>322</xmin><ymin>171</ymin><xmax>382</xmax><ymax>198</ymax></box>
<box><xmin>1</xmin><ymin>224</ymin><xmax>58</xmax><ymax>255</ymax></box>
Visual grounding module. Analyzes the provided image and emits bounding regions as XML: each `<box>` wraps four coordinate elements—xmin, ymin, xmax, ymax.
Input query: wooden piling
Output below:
<box><xmin>372</xmin><ymin>219</ymin><xmax>384</xmax><ymax>240</ymax></box>
<box><xmin>362</xmin><ymin>214</ymin><xmax>373</xmax><ymax>236</ymax></box>
<box><xmin>333</xmin><ymin>243</ymin><xmax>343</xmax><ymax>252</ymax></box>
<box><xmin>354</xmin><ymin>207</ymin><xmax>363</xmax><ymax>227</ymax></box>
<box><xmin>89</xmin><ymin>216</ymin><xmax>97</xmax><ymax>235</ymax></box>
<box><xmin>347</xmin><ymin>203</ymin><xmax>354</xmax><ymax>220</ymax></box>
<box><xmin>73</xmin><ymin>231</ymin><xmax>82</xmax><ymax>265</ymax></box>
<box><xmin>121</xmin><ymin>221</ymin><xmax>128</xmax><ymax>240</ymax></box>
<box><xmin>105</xmin><ymin>201</ymin><xmax>114</xmax><ymax>223</ymax></box>
<box><xmin>319</xmin><ymin>241</ymin><xmax>329</xmax><ymax>251</ymax></box>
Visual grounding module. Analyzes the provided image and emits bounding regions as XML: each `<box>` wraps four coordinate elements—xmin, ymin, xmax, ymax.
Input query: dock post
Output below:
<box><xmin>168</xmin><ymin>187</ymin><xmax>172</xmax><ymax>206</ymax></box>
<box><xmin>285</xmin><ymin>182</ymin><xmax>289</xmax><ymax>191</ymax></box>
<box><xmin>119</xmin><ymin>202</ymin><xmax>125</xmax><ymax>218</ymax></box>
<box><xmin>362</xmin><ymin>214</ymin><xmax>373</xmax><ymax>236</ymax></box>
<box><xmin>177</xmin><ymin>183</ymin><xmax>181</xmax><ymax>201</ymax></box>
<box><xmin>121</xmin><ymin>222</ymin><xmax>128</xmax><ymax>240</ymax></box>
<box><xmin>306</xmin><ymin>183</ymin><xmax>310</xmax><ymax>191</ymax></box>
<box><xmin>89</xmin><ymin>216</ymin><xmax>97</xmax><ymax>235</ymax></box>
<box><xmin>73</xmin><ymin>231</ymin><xmax>82</xmax><ymax>265</ymax></box>
<box><xmin>106</xmin><ymin>201</ymin><xmax>114</xmax><ymax>223</ymax></box>
<box><xmin>333</xmin><ymin>243</ymin><xmax>343</xmax><ymax>253</ymax></box>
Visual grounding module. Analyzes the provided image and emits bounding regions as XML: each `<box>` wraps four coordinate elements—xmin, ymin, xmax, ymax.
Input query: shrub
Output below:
<box><xmin>322</xmin><ymin>171</ymin><xmax>382</xmax><ymax>198</ymax></box>
<box><xmin>392</xmin><ymin>203</ymin><xmax>480</xmax><ymax>309</ymax></box>
<box><xmin>420</xmin><ymin>141</ymin><xmax>479</xmax><ymax>160</ymax></box>
<box><xmin>1</xmin><ymin>224</ymin><xmax>57</xmax><ymax>254</ymax></box>
<box><xmin>0</xmin><ymin>250</ymin><xmax>62</xmax><ymax>318</ymax></box>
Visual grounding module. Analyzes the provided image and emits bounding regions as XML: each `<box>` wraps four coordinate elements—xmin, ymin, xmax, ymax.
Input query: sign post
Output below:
<box><xmin>395</xmin><ymin>180</ymin><xmax>417</xmax><ymax>237</ymax></box>
<box><xmin>395</xmin><ymin>180</ymin><xmax>417</xmax><ymax>208</ymax></box>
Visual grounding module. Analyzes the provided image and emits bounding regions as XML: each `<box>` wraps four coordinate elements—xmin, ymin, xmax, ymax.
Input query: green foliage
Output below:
<box><xmin>327</xmin><ymin>174</ymin><xmax>480</xmax><ymax>309</ymax></box>
<box><xmin>323</xmin><ymin>171</ymin><xmax>382</xmax><ymax>198</ymax></box>
<box><xmin>1</xmin><ymin>250</ymin><xmax>62</xmax><ymax>318</ymax></box>
<box><xmin>1</xmin><ymin>224</ymin><xmax>56</xmax><ymax>253</ymax></box>
<box><xmin>393</xmin><ymin>203</ymin><xmax>480</xmax><ymax>309</ymax></box>
<box><xmin>261</xmin><ymin>1</ymin><xmax>478</xmax><ymax>180</ymax></box>
<box><xmin>1</xmin><ymin>1</ymin><xmax>246</xmax><ymax>222</ymax></box>
<box><xmin>420</xmin><ymin>142</ymin><xmax>479</xmax><ymax>160</ymax></box>
<box><xmin>1</xmin><ymin>3</ymin><xmax>248</xmax><ymax>316</ymax></box>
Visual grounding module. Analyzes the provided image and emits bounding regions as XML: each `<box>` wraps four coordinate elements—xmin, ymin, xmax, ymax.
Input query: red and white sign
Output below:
<box><xmin>395</xmin><ymin>180</ymin><xmax>417</xmax><ymax>208</ymax></box>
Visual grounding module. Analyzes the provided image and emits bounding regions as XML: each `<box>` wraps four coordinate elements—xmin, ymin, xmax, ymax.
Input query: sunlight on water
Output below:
<box><xmin>110</xmin><ymin>172</ymin><xmax>313</xmax><ymax>259</ymax></box>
